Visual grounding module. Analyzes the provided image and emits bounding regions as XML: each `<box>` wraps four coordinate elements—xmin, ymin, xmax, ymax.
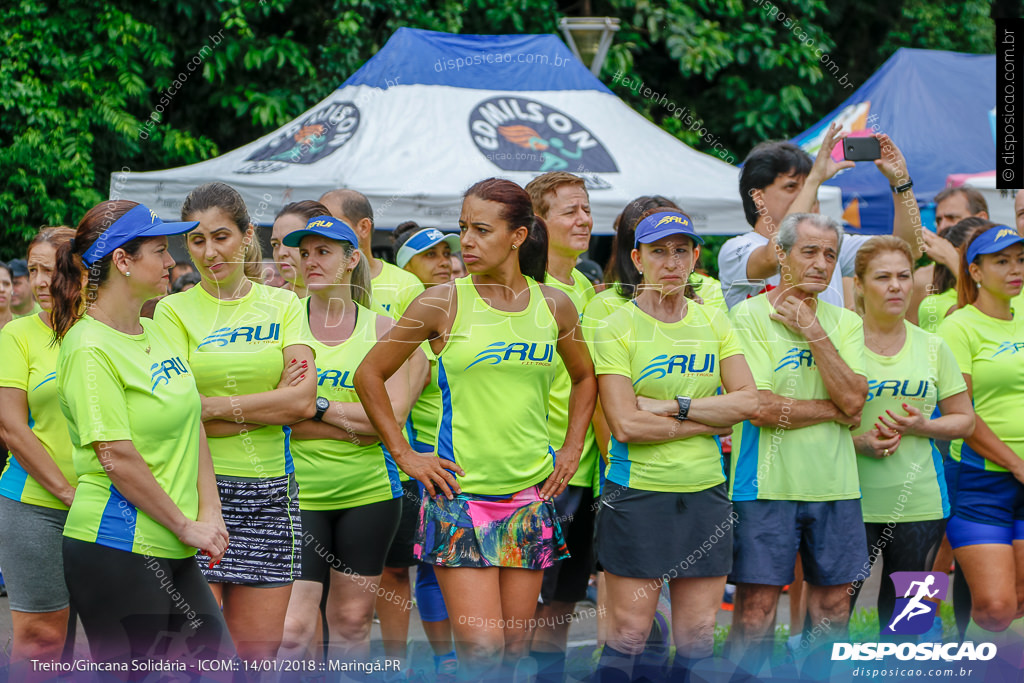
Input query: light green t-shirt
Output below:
<box><xmin>12</xmin><ymin>301</ymin><xmax>43</xmax><ymax>320</ymax></box>
<box><xmin>292</xmin><ymin>303</ymin><xmax>402</xmax><ymax>510</ymax></box>
<box><xmin>690</xmin><ymin>273</ymin><xmax>727</xmax><ymax>312</ymax></box>
<box><xmin>594</xmin><ymin>301</ymin><xmax>742</xmax><ymax>492</ymax></box>
<box><xmin>371</xmin><ymin>261</ymin><xmax>425</xmax><ymax>320</ymax></box>
<box><xmin>435</xmin><ymin>277</ymin><xmax>559</xmax><ymax>495</ymax></box>
<box><xmin>917</xmin><ymin>289</ymin><xmax>959</xmax><ymax>334</ymax></box>
<box><xmin>729</xmin><ymin>295</ymin><xmax>866</xmax><ymax>501</ymax></box>
<box><xmin>852</xmin><ymin>321</ymin><xmax>965</xmax><ymax>522</ymax></box>
<box><xmin>0</xmin><ymin>314</ymin><xmax>76</xmax><ymax>509</ymax></box>
<box><xmin>544</xmin><ymin>268</ymin><xmax>598</xmax><ymax>488</ymax></box>
<box><xmin>153</xmin><ymin>283</ymin><xmax>312</xmax><ymax>478</ymax></box>
<box><xmin>58</xmin><ymin>317</ymin><xmax>200</xmax><ymax>558</ymax></box>
<box><xmin>939</xmin><ymin>304</ymin><xmax>1024</xmax><ymax>472</ymax></box>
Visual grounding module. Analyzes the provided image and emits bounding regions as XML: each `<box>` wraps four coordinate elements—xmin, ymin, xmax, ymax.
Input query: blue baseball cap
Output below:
<box><xmin>283</xmin><ymin>215</ymin><xmax>360</xmax><ymax>248</ymax></box>
<box><xmin>82</xmin><ymin>204</ymin><xmax>198</xmax><ymax>267</ymax></box>
<box><xmin>634</xmin><ymin>211</ymin><xmax>704</xmax><ymax>247</ymax></box>
<box><xmin>395</xmin><ymin>228</ymin><xmax>461</xmax><ymax>268</ymax></box>
<box><xmin>966</xmin><ymin>225</ymin><xmax>1024</xmax><ymax>264</ymax></box>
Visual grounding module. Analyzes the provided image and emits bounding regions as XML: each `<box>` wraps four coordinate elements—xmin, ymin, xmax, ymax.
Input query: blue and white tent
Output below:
<box><xmin>114</xmin><ymin>27</ymin><xmax>838</xmax><ymax>235</ymax></box>
<box><xmin>791</xmin><ymin>48</ymin><xmax>996</xmax><ymax>234</ymax></box>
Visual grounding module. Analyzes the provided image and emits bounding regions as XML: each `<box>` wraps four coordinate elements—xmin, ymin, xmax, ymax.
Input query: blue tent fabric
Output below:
<box><xmin>343</xmin><ymin>27</ymin><xmax>612</xmax><ymax>94</ymax></box>
<box><xmin>791</xmin><ymin>48</ymin><xmax>995</xmax><ymax>235</ymax></box>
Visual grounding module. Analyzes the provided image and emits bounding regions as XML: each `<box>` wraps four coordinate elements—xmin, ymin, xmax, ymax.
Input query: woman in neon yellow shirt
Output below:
<box><xmin>939</xmin><ymin>225</ymin><xmax>1024</xmax><ymax>634</ymax></box>
<box><xmin>0</xmin><ymin>228</ymin><xmax>77</xmax><ymax>667</ymax></box>
<box><xmin>847</xmin><ymin>236</ymin><xmax>973</xmax><ymax>635</ymax></box>
<box><xmin>154</xmin><ymin>183</ymin><xmax>317</xmax><ymax>663</ymax></box>
<box><xmin>355</xmin><ymin>178</ymin><xmax>596</xmax><ymax>679</ymax></box>
<box><xmin>279</xmin><ymin>215</ymin><xmax>421</xmax><ymax>661</ymax></box>
<box><xmin>49</xmin><ymin>200</ymin><xmax>231</xmax><ymax>665</ymax></box>
<box><xmin>592</xmin><ymin>210</ymin><xmax>757</xmax><ymax>682</ymax></box>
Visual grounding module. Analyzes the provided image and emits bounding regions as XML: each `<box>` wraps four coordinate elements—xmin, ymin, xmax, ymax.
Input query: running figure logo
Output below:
<box><xmin>886</xmin><ymin>571</ymin><xmax>948</xmax><ymax>635</ymax></box>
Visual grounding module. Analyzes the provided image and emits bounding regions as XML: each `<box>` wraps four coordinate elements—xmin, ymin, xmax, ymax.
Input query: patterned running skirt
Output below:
<box><xmin>196</xmin><ymin>473</ymin><xmax>301</xmax><ymax>585</ymax></box>
<box><xmin>414</xmin><ymin>484</ymin><xmax>569</xmax><ymax>569</ymax></box>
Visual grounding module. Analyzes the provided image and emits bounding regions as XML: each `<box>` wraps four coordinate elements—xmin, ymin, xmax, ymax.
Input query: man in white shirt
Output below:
<box><xmin>719</xmin><ymin>123</ymin><xmax>921</xmax><ymax>310</ymax></box>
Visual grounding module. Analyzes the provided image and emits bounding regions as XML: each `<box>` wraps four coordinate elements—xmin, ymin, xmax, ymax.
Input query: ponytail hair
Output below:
<box><xmin>464</xmin><ymin>178</ymin><xmax>548</xmax><ymax>281</ymax></box>
<box><xmin>51</xmin><ymin>200</ymin><xmax>145</xmax><ymax>343</ymax></box>
<box><xmin>956</xmin><ymin>222</ymin><xmax>999</xmax><ymax>309</ymax></box>
<box><xmin>182</xmin><ymin>182</ymin><xmax>264</xmax><ymax>283</ymax></box>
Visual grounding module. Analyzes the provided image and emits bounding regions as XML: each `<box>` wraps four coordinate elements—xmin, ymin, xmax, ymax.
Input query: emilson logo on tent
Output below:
<box><xmin>235</xmin><ymin>99</ymin><xmax>361</xmax><ymax>174</ymax></box>
<box><xmin>469</xmin><ymin>97</ymin><xmax>618</xmax><ymax>174</ymax></box>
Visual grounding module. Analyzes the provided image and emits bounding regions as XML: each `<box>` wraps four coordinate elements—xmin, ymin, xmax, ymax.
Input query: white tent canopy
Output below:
<box><xmin>112</xmin><ymin>28</ymin><xmax>840</xmax><ymax>235</ymax></box>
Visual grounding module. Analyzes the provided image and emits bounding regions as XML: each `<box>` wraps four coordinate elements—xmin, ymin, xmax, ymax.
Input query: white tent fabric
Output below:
<box><xmin>112</xmin><ymin>28</ymin><xmax>840</xmax><ymax>235</ymax></box>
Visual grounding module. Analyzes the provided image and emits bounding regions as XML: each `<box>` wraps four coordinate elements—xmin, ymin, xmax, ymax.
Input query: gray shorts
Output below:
<box><xmin>594</xmin><ymin>482</ymin><xmax>735</xmax><ymax>579</ymax></box>
<box><xmin>0</xmin><ymin>495</ymin><xmax>70</xmax><ymax>612</ymax></box>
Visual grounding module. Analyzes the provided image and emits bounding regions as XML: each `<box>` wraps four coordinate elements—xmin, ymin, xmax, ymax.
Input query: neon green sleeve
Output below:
<box><xmin>151</xmin><ymin>299</ymin><xmax>189</xmax><ymax>357</ymax></box>
<box><xmin>62</xmin><ymin>346</ymin><xmax>131</xmax><ymax>445</ymax></box>
<box><xmin>280</xmin><ymin>293</ymin><xmax>313</xmax><ymax>350</ymax></box>
<box><xmin>935</xmin><ymin>337</ymin><xmax>969</xmax><ymax>400</ymax></box>
<box><xmin>0</xmin><ymin>327</ymin><xmax>29</xmax><ymax>390</ymax></box>
<box><xmin>835</xmin><ymin>311</ymin><xmax>867</xmax><ymax>377</ymax></box>
<box><xmin>593</xmin><ymin>310</ymin><xmax>631</xmax><ymax>377</ymax></box>
<box><xmin>938</xmin><ymin>316</ymin><xmax>973</xmax><ymax>378</ymax></box>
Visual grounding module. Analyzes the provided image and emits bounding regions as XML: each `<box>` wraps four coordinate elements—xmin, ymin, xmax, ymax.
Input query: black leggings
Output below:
<box><xmin>63</xmin><ymin>538</ymin><xmax>234</xmax><ymax>668</ymax></box>
<box><xmin>299</xmin><ymin>497</ymin><xmax>402</xmax><ymax>581</ymax></box>
<box><xmin>849</xmin><ymin>519</ymin><xmax>947</xmax><ymax>631</ymax></box>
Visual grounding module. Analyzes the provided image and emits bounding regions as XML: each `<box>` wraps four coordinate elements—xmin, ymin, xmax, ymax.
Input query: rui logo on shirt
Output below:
<box><xmin>634</xmin><ymin>353</ymin><xmax>716</xmax><ymax>385</ymax></box>
<box><xmin>198</xmin><ymin>324</ymin><xmax>281</xmax><ymax>348</ymax></box>
<box><xmin>150</xmin><ymin>358</ymin><xmax>191</xmax><ymax>394</ymax></box>
<box><xmin>775</xmin><ymin>347</ymin><xmax>815</xmax><ymax>372</ymax></box>
<box><xmin>992</xmin><ymin>341</ymin><xmax>1024</xmax><ymax>358</ymax></box>
<box><xmin>867</xmin><ymin>379</ymin><xmax>930</xmax><ymax>402</ymax></box>
<box><xmin>465</xmin><ymin>341</ymin><xmax>555</xmax><ymax>369</ymax></box>
<box><xmin>317</xmin><ymin>368</ymin><xmax>356</xmax><ymax>389</ymax></box>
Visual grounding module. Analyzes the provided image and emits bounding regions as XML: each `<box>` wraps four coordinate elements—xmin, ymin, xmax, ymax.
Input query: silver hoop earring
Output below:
<box><xmin>511</xmin><ymin>244</ymin><xmax>519</xmax><ymax>250</ymax></box>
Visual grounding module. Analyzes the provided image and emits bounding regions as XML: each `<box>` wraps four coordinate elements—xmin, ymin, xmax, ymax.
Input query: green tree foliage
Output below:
<box><xmin>0</xmin><ymin>0</ymin><xmax>995</xmax><ymax>260</ymax></box>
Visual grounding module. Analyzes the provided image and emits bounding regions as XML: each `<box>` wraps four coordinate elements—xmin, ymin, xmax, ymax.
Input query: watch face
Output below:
<box><xmin>316</xmin><ymin>396</ymin><xmax>330</xmax><ymax>411</ymax></box>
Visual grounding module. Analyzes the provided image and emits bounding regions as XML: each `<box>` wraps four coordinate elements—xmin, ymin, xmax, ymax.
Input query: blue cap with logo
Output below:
<box><xmin>81</xmin><ymin>204</ymin><xmax>198</xmax><ymax>267</ymax></box>
<box><xmin>283</xmin><ymin>215</ymin><xmax>360</xmax><ymax>248</ymax></box>
<box><xmin>395</xmin><ymin>228</ymin><xmax>461</xmax><ymax>268</ymax></box>
<box><xmin>966</xmin><ymin>225</ymin><xmax>1024</xmax><ymax>264</ymax></box>
<box><xmin>634</xmin><ymin>211</ymin><xmax>704</xmax><ymax>247</ymax></box>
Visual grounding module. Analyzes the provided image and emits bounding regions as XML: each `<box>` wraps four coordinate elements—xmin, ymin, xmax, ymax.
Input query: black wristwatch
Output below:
<box><xmin>674</xmin><ymin>396</ymin><xmax>692</xmax><ymax>422</ymax></box>
<box><xmin>891</xmin><ymin>178</ymin><xmax>913</xmax><ymax>194</ymax></box>
<box><xmin>313</xmin><ymin>396</ymin><xmax>330</xmax><ymax>422</ymax></box>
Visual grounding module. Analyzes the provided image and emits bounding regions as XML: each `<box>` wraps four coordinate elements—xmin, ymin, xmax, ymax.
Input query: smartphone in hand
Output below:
<box><xmin>843</xmin><ymin>137</ymin><xmax>881</xmax><ymax>162</ymax></box>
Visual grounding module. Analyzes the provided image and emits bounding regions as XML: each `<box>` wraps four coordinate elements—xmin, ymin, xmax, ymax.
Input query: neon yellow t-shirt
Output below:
<box><xmin>852</xmin><ymin>321</ymin><xmax>965</xmax><ymax>522</ymax></box>
<box><xmin>729</xmin><ymin>295</ymin><xmax>866</xmax><ymax>501</ymax></box>
<box><xmin>939</xmin><ymin>304</ymin><xmax>1024</xmax><ymax>472</ymax></box>
<box><xmin>0</xmin><ymin>314</ymin><xmax>76</xmax><ymax>509</ymax></box>
<box><xmin>594</xmin><ymin>301</ymin><xmax>742</xmax><ymax>492</ymax></box>
<box><xmin>13</xmin><ymin>301</ymin><xmax>43</xmax><ymax>320</ymax></box>
<box><xmin>292</xmin><ymin>303</ymin><xmax>402</xmax><ymax>510</ymax></box>
<box><xmin>153</xmin><ymin>283</ymin><xmax>312</xmax><ymax>478</ymax></box>
<box><xmin>917</xmin><ymin>289</ymin><xmax>959</xmax><ymax>334</ymax></box>
<box><xmin>691</xmin><ymin>273</ymin><xmax>727</xmax><ymax>312</ymax></box>
<box><xmin>371</xmin><ymin>261</ymin><xmax>425</xmax><ymax>320</ymax></box>
<box><xmin>58</xmin><ymin>317</ymin><xmax>200</xmax><ymax>558</ymax></box>
<box><xmin>435</xmin><ymin>277</ymin><xmax>558</xmax><ymax>495</ymax></box>
<box><xmin>544</xmin><ymin>268</ymin><xmax>597</xmax><ymax>488</ymax></box>
<box><xmin>407</xmin><ymin>343</ymin><xmax>441</xmax><ymax>453</ymax></box>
